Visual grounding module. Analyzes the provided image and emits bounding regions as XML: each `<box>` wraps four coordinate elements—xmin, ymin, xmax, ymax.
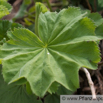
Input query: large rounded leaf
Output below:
<box><xmin>0</xmin><ymin>68</ymin><xmax>42</xmax><ymax>103</ymax></box>
<box><xmin>1</xmin><ymin>7</ymin><xmax>102</xmax><ymax>97</ymax></box>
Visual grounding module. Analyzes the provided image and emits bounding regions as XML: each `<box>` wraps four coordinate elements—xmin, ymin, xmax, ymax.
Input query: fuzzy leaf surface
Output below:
<box><xmin>1</xmin><ymin>7</ymin><xmax>102</xmax><ymax>97</ymax></box>
<box><xmin>0</xmin><ymin>68</ymin><xmax>42</xmax><ymax>103</ymax></box>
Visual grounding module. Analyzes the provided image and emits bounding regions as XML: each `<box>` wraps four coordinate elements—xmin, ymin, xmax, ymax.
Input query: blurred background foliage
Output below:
<box><xmin>5</xmin><ymin>0</ymin><xmax>103</xmax><ymax>33</ymax></box>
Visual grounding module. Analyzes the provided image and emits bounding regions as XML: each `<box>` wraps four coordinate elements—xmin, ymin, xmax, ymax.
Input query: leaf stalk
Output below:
<box><xmin>81</xmin><ymin>68</ymin><xmax>96</xmax><ymax>99</ymax></box>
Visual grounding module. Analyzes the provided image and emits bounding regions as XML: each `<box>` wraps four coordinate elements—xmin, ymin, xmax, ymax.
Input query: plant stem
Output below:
<box><xmin>85</xmin><ymin>0</ymin><xmax>92</xmax><ymax>12</ymax></box>
<box><xmin>81</xmin><ymin>68</ymin><xmax>96</xmax><ymax>99</ymax></box>
<box><xmin>45</xmin><ymin>0</ymin><xmax>52</xmax><ymax>11</ymax></box>
<box><xmin>94</xmin><ymin>0</ymin><xmax>97</xmax><ymax>12</ymax></box>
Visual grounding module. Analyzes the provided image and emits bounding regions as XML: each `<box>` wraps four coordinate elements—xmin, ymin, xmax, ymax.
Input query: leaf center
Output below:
<box><xmin>43</xmin><ymin>44</ymin><xmax>48</xmax><ymax>48</ymax></box>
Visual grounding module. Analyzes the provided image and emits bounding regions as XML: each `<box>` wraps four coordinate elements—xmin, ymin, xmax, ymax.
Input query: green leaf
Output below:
<box><xmin>95</xmin><ymin>24</ymin><xmax>103</xmax><ymax>37</ymax></box>
<box><xmin>0</xmin><ymin>68</ymin><xmax>42</xmax><ymax>103</ymax></box>
<box><xmin>27</xmin><ymin>24</ymin><xmax>35</xmax><ymax>32</ymax></box>
<box><xmin>26</xmin><ymin>82</ymin><xmax>33</xmax><ymax>95</ymax></box>
<box><xmin>97</xmin><ymin>0</ymin><xmax>103</xmax><ymax>11</ymax></box>
<box><xmin>47</xmin><ymin>85</ymin><xmax>74</xmax><ymax>102</ymax></box>
<box><xmin>81</xmin><ymin>10</ymin><xmax>103</xmax><ymax>27</ymax></box>
<box><xmin>0</xmin><ymin>5</ymin><xmax>9</xmax><ymax>18</ymax></box>
<box><xmin>1</xmin><ymin>7</ymin><xmax>102</xmax><ymax>97</ymax></box>
<box><xmin>48</xmin><ymin>82</ymin><xmax>60</xmax><ymax>94</ymax></box>
<box><xmin>44</xmin><ymin>94</ymin><xmax>60</xmax><ymax>103</ymax></box>
<box><xmin>88</xmin><ymin>13</ymin><xmax>103</xmax><ymax>26</ymax></box>
<box><xmin>0</xmin><ymin>65</ymin><xmax>4</xmax><ymax>88</ymax></box>
<box><xmin>11</xmin><ymin>23</ymin><xmax>23</xmax><ymax>31</ymax></box>
<box><xmin>0</xmin><ymin>20</ymin><xmax>11</xmax><ymax>41</ymax></box>
<box><xmin>0</xmin><ymin>0</ymin><xmax>12</xmax><ymax>11</ymax></box>
<box><xmin>0</xmin><ymin>0</ymin><xmax>12</xmax><ymax>18</ymax></box>
<box><xmin>0</xmin><ymin>20</ymin><xmax>23</xmax><ymax>43</ymax></box>
<box><xmin>56</xmin><ymin>85</ymin><xmax>74</xmax><ymax>95</ymax></box>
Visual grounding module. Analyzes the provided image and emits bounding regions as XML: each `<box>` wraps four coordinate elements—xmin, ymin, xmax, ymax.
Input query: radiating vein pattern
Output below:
<box><xmin>0</xmin><ymin>7</ymin><xmax>102</xmax><ymax>97</ymax></box>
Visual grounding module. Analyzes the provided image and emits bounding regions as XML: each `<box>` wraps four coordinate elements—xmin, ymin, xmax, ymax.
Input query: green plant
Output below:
<box><xmin>0</xmin><ymin>0</ymin><xmax>12</xmax><ymax>18</ymax></box>
<box><xmin>0</xmin><ymin>1</ymin><xmax>103</xmax><ymax>103</ymax></box>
